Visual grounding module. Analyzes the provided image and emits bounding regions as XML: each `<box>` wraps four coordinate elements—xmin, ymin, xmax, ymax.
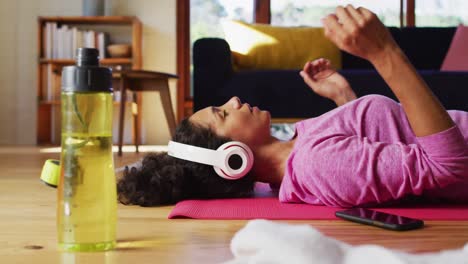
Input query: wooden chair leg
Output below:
<box><xmin>132</xmin><ymin>91</ymin><xmax>140</xmax><ymax>153</ymax></box>
<box><xmin>160</xmin><ymin>81</ymin><xmax>177</xmax><ymax>137</ymax></box>
<box><xmin>118</xmin><ymin>77</ymin><xmax>127</xmax><ymax>156</ymax></box>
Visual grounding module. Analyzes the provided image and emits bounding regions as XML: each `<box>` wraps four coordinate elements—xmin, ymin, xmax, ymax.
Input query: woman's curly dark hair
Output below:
<box><xmin>117</xmin><ymin>118</ymin><xmax>256</xmax><ymax>206</ymax></box>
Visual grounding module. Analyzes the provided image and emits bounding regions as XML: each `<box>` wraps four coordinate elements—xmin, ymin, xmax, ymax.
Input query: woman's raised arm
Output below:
<box><xmin>322</xmin><ymin>5</ymin><xmax>454</xmax><ymax>137</ymax></box>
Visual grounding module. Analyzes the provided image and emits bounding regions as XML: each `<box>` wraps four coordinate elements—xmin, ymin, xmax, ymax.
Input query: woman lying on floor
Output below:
<box><xmin>118</xmin><ymin>5</ymin><xmax>468</xmax><ymax>207</ymax></box>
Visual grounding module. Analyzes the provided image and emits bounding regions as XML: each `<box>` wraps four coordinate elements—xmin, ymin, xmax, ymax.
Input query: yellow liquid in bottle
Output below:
<box><xmin>57</xmin><ymin>133</ymin><xmax>116</xmax><ymax>251</ymax></box>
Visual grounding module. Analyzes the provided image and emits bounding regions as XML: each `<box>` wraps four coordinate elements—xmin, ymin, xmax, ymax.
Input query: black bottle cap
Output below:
<box><xmin>76</xmin><ymin>48</ymin><xmax>99</xmax><ymax>66</ymax></box>
<box><xmin>61</xmin><ymin>48</ymin><xmax>113</xmax><ymax>93</ymax></box>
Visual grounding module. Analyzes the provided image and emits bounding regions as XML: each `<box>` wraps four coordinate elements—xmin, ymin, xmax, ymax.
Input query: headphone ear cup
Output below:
<box><xmin>214</xmin><ymin>141</ymin><xmax>254</xmax><ymax>180</ymax></box>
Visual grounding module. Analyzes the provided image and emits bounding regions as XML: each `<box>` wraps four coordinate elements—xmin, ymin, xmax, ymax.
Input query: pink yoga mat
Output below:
<box><xmin>168</xmin><ymin>184</ymin><xmax>468</xmax><ymax>220</ymax></box>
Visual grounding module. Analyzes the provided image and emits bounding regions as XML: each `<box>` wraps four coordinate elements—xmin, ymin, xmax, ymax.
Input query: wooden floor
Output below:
<box><xmin>1</xmin><ymin>146</ymin><xmax>467</xmax><ymax>263</ymax></box>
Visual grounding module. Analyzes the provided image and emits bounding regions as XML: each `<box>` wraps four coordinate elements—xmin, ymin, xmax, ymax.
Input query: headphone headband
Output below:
<box><xmin>167</xmin><ymin>141</ymin><xmax>254</xmax><ymax>180</ymax></box>
<box><xmin>168</xmin><ymin>141</ymin><xmax>224</xmax><ymax>167</ymax></box>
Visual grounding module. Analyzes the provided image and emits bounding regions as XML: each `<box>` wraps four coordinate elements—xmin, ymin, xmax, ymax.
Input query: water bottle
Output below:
<box><xmin>57</xmin><ymin>48</ymin><xmax>116</xmax><ymax>251</ymax></box>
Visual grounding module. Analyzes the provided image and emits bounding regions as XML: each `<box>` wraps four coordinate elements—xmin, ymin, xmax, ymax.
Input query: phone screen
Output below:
<box><xmin>335</xmin><ymin>208</ymin><xmax>424</xmax><ymax>231</ymax></box>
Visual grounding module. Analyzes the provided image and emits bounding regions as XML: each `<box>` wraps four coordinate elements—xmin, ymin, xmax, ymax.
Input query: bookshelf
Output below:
<box><xmin>37</xmin><ymin>16</ymin><xmax>142</xmax><ymax>145</ymax></box>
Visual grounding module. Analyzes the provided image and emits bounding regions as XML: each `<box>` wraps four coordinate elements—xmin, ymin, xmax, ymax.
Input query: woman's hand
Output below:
<box><xmin>300</xmin><ymin>58</ymin><xmax>356</xmax><ymax>106</ymax></box>
<box><xmin>322</xmin><ymin>5</ymin><xmax>398</xmax><ymax>63</ymax></box>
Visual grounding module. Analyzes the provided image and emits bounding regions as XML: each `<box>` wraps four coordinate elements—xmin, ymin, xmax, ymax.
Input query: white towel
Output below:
<box><xmin>224</xmin><ymin>220</ymin><xmax>468</xmax><ymax>264</ymax></box>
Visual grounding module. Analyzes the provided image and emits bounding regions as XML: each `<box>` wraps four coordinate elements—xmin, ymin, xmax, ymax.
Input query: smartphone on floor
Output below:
<box><xmin>335</xmin><ymin>208</ymin><xmax>424</xmax><ymax>231</ymax></box>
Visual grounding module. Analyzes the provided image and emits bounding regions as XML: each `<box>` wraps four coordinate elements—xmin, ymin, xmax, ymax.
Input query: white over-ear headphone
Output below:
<box><xmin>167</xmin><ymin>140</ymin><xmax>254</xmax><ymax>180</ymax></box>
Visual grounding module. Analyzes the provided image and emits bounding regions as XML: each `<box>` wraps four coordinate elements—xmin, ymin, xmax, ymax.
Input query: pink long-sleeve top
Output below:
<box><xmin>279</xmin><ymin>95</ymin><xmax>468</xmax><ymax>207</ymax></box>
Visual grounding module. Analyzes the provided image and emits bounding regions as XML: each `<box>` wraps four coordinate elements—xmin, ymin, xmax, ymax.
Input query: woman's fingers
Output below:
<box><xmin>305</xmin><ymin>61</ymin><xmax>320</xmax><ymax>77</ymax></box>
<box><xmin>300</xmin><ymin>70</ymin><xmax>317</xmax><ymax>86</ymax></box>
<box><xmin>314</xmin><ymin>58</ymin><xmax>331</xmax><ymax>73</ymax></box>
<box><xmin>322</xmin><ymin>14</ymin><xmax>345</xmax><ymax>48</ymax></box>
<box><xmin>311</xmin><ymin>60</ymin><xmax>321</xmax><ymax>74</ymax></box>
<box><xmin>346</xmin><ymin>5</ymin><xmax>365</xmax><ymax>26</ymax></box>
<box><xmin>301</xmin><ymin>62</ymin><xmax>314</xmax><ymax>83</ymax></box>
<box><xmin>357</xmin><ymin>6</ymin><xmax>375</xmax><ymax>20</ymax></box>
<box><xmin>302</xmin><ymin>61</ymin><xmax>311</xmax><ymax>73</ymax></box>
<box><xmin>336</xmin><ymin>6</ymin><xmax>358</xmax><ymax>31</ymax></box>
<box><xmin>324</xmin><ymin>59</ymin><xmax>332</xmax><ymax>71</ymax></box>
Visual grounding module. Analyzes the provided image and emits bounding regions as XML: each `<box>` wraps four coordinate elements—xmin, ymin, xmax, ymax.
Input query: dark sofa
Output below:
<box><xmin>193</xmin><ymin>27</ymin><xmax>468</xmax><ymax>119</ymax></box>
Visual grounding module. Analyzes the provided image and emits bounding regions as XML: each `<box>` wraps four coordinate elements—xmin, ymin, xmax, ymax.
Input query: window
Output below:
<box><xmin>270</xmin><ymin>0</ymin><xmax>400</xmax><ymax>27</ymax></box>
<box><xmin>189</xmin><ymin>0</ymin><xmax>254</xmax><ymax>96</ymax></box>
<box><xmin>415</xmin><ymin>0</ymin><xmax>468</xmax><ymax>26</ymax></box>
<box><xmin>191</xmin><ymin>0</ymin><xmax>254</xmax><ymax>41</ymax></box>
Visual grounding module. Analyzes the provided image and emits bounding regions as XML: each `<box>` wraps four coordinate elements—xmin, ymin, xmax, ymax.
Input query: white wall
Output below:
<box><xmin>0</xmin><ymin>0</ymin><xmax>177</xmax><ymax>145</ymax></box>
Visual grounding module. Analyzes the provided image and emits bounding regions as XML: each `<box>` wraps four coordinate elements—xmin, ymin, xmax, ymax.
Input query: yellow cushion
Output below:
<box><xmin>222</xmin><ymin>20</ymin><xmax>341</xmax><ymax>70</ymax></box>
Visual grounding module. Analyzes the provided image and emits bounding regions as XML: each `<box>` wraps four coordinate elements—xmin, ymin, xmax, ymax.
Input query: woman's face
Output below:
<box><xmin>189</xmin><ymin>97</ymin><xmax>271</xmax><ymax>146</ymax></box>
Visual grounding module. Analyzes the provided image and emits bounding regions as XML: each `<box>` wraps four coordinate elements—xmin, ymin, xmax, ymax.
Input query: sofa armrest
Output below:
<box><xmin>193</xmin><ymin>38</ymin><xmax>233</xmax><ymax>111</ymax></box>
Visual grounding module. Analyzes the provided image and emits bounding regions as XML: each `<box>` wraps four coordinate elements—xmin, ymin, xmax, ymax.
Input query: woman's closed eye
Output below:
<box><xmin>211</xmin><ymin>106</ymin><xmax>227</xmax><ymax>120</ymax></box>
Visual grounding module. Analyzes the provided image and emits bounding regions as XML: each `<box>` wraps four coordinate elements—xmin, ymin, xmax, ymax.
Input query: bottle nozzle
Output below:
<box><xmin>76</xmin><ymin>48</ymin><xmax>99</xmax><ymax>66</ymax></box>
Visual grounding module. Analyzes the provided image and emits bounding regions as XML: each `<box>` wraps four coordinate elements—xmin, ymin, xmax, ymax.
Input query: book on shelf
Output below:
<box><xmin>97</xmin><ymin>32</ymin><xmax>107</xmax><ymax>59</ymax></box>
<box><xmin>43</xmin><ymin>22</ymin><xmax>109</xmax><ymax>60</ymax></box>
<box><xmin>41</xmin><ymin>64</ymin><xmax>61</xmax><ymax>102</ymax></box>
